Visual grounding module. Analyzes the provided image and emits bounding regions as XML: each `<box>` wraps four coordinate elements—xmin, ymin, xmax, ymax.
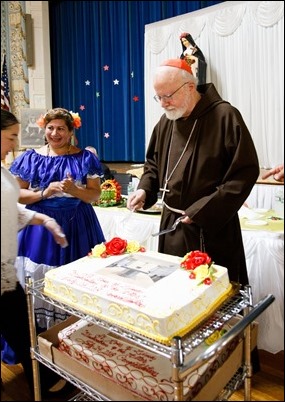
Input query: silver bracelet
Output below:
<box><xmin>41</xmin><ymin>188</ymin><xmax>46</xmax><ymax>200</ymax></box>
<box><xmin>43</xmin><ymin>218</ymin><xmax>56</xmax><ymax>227</ymax></box>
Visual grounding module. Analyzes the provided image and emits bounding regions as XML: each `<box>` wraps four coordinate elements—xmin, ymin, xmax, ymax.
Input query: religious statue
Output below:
<box><xmin>179</xmin><ymin>32</ymin><xmax>207</xmax><ymax>85</ymax></box>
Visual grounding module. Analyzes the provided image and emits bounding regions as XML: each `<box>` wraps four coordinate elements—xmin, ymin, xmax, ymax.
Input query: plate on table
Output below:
<box><xmin>137</xmin><ymin>209</ymin><xmax>161</xmax><ymax>215</ymax></box>
<box><xmin>252</xmin><ymin>208</ymin><xmax>269</xmax><ymax>214</ymax></box>
<box><xmin>245</xmin><ymin>219</ymin><xmax>268</xmax><ymax>226</ymax></box>
<box><xmin>137</xmin><ymin>205</ymin><xmax>162</xmax><ymax>214</ymax></box>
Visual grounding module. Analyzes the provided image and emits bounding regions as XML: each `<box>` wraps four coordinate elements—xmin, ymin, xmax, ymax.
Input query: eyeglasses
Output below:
<box><xmin>153</xmin><ymin>82</ymin><xmax>190</xmax><ymax>103</ymax></box>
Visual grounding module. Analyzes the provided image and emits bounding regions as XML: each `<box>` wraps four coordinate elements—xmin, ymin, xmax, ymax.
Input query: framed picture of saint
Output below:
<box><xmin>20</xmin><ymin>109</ymin><xmax>47</xmax><ymax>148</ymax></box>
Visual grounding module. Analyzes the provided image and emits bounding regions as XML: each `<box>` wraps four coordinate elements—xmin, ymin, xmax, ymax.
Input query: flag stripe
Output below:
<box><xmin>1</xmin><ymin>55</ymin><xmax>10</xmax><ymax>111</ymax></box>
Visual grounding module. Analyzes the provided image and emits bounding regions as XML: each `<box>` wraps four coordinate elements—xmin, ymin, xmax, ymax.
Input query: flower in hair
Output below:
<box><xmin>179</xmin><ymin>32</ymin><xmax>188</xmax><ymax>39</ymax></box>
<box><xmin>36</xmin><ymin>110</ymin><xmax>82</xmax><ymax>129</ymax></box>
<box><xmin>69</xmin><ymin>111</ymin><xmax>82</xmax><ymax>129</ymax></box>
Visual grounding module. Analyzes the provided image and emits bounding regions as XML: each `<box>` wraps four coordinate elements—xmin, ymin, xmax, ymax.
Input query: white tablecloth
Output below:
<box><xmin>94</xmin><ymin>206</ymin><xmax>284</xmax><ymax>354</ymax></box>
<box><xmin>241</xmin><ymin>230</ymin><xmax>284</xmax><ymax>353</ymax></box>
<box><xmin>246</xmin><ymin>183</ymin><xmax>284</xmax><ymax>214</ymax></box>
<box><xmin>95</xmin><ymin>207</ymin><xmax>160</xmax><ymax>250</ymax></box>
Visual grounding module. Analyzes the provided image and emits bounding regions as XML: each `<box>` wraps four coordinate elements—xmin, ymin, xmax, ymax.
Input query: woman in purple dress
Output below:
<box><xmin>10</xmin><ymin>108</ymin><xmax>105</xmax><ymax>329</ymax></box>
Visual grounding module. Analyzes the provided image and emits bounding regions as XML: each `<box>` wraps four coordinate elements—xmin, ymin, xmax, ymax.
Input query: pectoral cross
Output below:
<box><xmin>159</xmin><ymin>180</ymin><xmax>170</xmax><ymax>204</ymax></box>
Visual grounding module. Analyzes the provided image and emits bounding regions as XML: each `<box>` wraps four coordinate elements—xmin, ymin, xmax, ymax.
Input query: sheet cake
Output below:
<box><xmin>44</xmin><ymin>251</ymin><xmax>232</xmax><ymax>344</ymax></box>
<box><xmin>57</xmin><ymin>318</ymin><xmax>237</xmax><ymax>400</ymax></box>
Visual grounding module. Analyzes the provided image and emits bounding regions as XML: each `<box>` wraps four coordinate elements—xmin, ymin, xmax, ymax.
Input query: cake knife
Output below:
<box><xmin>152</xmin><ymin>216</ymin><xmax>184</xmax><ymax>237</ymax></box>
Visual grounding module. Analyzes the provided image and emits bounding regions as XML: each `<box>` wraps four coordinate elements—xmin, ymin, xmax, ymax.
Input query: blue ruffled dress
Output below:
<box><xmin>9</xmin><ymin>149</ymin><xmax>106</xmax><ymax>329</ymax></box>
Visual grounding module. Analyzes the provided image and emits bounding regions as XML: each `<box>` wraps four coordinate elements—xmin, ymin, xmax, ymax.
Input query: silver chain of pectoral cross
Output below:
<box><xmin>160</xmin><ymin>119</ymin><xmax>197</xmax><ymax>203</ymax></box>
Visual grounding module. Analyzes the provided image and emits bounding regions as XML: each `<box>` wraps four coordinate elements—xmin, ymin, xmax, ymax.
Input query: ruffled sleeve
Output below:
<box><xmin>9</xmin><ymin>149</ymin><xmax>103</xmax><ymax>189</ymax></box>
<box><xmin>17</xmin><ymin>203</ymin><xmax>35</xmax><ymax>231</ymax></box>
<box><xmin>82</xmin><ymin>149</ymin><xmax>103</xmax><ymax>179</ymax></box>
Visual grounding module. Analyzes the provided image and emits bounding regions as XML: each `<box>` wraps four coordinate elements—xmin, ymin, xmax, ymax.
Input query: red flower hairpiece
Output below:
<box><xmin>69</xmin><ymin>111</ymin><xmax>82</xmax><ymax>129</ymax></box>
<box><xmin>36</xmin><ymin>111</ymin><xmax>82</xmax><ymax>129</ymax></box>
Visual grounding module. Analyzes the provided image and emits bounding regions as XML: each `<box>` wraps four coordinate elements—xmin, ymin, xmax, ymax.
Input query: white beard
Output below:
<box><xmin>165</xmin><ymin>106</ymin><xmax>188</xmax><ymax>120</ymax></box>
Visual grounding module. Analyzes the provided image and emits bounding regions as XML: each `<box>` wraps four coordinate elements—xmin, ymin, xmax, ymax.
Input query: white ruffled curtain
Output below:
<box><xmin>144</xmin><ymin>1</ymin><xmax>284</xmax><ymax>169</ymax></box>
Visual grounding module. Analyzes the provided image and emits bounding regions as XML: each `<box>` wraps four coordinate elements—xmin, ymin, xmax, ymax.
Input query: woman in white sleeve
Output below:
<box><xmin>1</xmin><ymin>109</ymin><xmax>72</xmax><ymax>399</ymax></box>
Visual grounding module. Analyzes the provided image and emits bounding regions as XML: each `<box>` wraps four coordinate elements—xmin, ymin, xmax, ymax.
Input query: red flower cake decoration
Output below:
<box><xmin>89</xmin><ymin>237</ymin><xmax>145</xmax><ymax>258</ymax></box>
<box><xmin>180</xmin><ymin>250</ymin><xmax>216</xmax><ymax>285</ymax></box>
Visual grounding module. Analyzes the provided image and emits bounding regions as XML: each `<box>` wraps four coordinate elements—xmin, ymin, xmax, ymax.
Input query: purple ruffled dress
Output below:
<box><xmin>9</xmin><ymin>149</ymin><xmax>105</xmax><ymax>329</ymax></box>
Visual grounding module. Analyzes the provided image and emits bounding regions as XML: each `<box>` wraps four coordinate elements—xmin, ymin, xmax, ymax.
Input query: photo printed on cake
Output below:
<box><xmin>106</xmin><ymin>254</ymin><xmax>178</xmax><ymax>282</ymax></box>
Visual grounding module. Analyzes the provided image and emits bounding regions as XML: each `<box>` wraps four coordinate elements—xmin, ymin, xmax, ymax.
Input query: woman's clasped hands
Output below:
<box><xmin>60</xmin><ymin>172</ymin><xmax>76</xmax><ymax>194</ymax></box>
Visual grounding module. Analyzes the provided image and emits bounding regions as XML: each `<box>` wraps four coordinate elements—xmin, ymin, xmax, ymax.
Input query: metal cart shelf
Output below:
<box><xmin>26</xmin><ymin>278</ymin><xmax>274</xmax><ymax>401</ymax></box>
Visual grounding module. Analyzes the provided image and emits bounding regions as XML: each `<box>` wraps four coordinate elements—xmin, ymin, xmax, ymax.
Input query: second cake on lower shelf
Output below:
<box><xmin>40</xmin><ymin>315</ymin><xmax>253</xmax><ymax>401</ymax></box>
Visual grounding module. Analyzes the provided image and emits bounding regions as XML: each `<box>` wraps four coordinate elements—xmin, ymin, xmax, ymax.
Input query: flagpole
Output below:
<box><xmin>1</xmin><ymin>53</ymin><xmax>11</xmax><ymax>111</ymax></box>
<box><xmin>1</xmin><ymin>53</ymin><xmax>15</xmax><ymax>164</ymax></box>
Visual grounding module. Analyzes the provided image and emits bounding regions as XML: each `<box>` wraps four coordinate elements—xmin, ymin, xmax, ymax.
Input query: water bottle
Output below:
<box><xmin>127</xmin><ymin>181</ymin><xmax>134</xmax><ymax>196</ymax></box>
<box><xmin>273</xmin><ymin>187</ymin><xmax>284</xmax><ymax>218</ymax></box>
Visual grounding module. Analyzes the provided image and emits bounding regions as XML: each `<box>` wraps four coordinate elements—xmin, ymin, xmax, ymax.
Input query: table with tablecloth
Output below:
<box><xmin>245</xmin><ymin>183</ymin><xmax>284</xmax><ymax>213</ymax></box>
<box><xmin>93</xmin><ymin>206</ymin><xmax>284</xmax><ymax>354</ymax></box>
<box><xmin>238</xmin><ymin>208</ymin><xmax>284</xmax><ymax>353</ymax></box>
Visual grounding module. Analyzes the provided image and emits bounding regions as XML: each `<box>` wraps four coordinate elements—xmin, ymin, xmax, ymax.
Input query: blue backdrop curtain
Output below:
<box><xmin>49</xmin><ymin>1</ymin><xmax>223</xmax><ymax>162</ymax></box>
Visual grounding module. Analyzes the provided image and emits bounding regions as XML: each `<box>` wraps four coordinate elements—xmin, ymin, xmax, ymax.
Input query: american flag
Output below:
<box><xmin>1</xmin><ymin>55</ymin><xmax>10</xmax><ymax>111</ymax></box>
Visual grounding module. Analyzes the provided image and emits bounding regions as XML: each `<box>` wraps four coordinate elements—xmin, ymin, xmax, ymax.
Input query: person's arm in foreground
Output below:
<box><xmin>261</xmin><ymin>164</ymin><xmax>284</xmax><ymax>182</ymax></box>
<box><xmin>18</xmin><ymin>203</ymin><xmax>68</xmax><ymax>247</ymax></box>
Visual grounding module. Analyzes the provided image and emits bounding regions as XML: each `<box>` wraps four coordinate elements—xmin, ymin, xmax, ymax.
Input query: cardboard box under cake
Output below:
<box><xmin>38</xmin><ymin>316</ymin><xmax>258</xmax><ymax>401</ymax></box>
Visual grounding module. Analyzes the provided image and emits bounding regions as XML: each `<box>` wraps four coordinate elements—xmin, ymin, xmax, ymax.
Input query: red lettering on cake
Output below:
<box><xmin>119</xmin><ymin>356</ymin><xmax>158</xmax><ymax>377</ymax></box>
<box><xmin>107</xmin><ymin>291</ymin><xmax>144</xmax><ymax>307</ymax></box>
<box><xmin>61</xmin><ymin>273</ymin><xmax>146</xmax><ymax>307</ymax></box>
<box><xmin>128</xmin><ymin>350</ymin><xmax>156</xmax><ymax>363</ymax></box>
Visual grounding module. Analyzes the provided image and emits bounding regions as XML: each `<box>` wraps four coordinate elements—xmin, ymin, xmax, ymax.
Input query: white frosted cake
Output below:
<box><xmin>57</xmin><ymin>318</ymin><xmax>236</xmax><ymax>401</ymax></box>
<box><xmin>44</xmin><ymin>250</ymin><xmax>232</xmax><ymax>344</ymax></box>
